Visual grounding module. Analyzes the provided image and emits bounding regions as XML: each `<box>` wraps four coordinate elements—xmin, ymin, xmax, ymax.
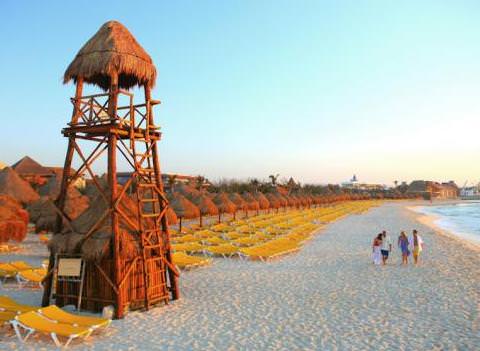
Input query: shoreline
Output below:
<box><xmin>405</xmin><ymin>203</ymin><xmax>480</xmax><ymax>253</ymax></box>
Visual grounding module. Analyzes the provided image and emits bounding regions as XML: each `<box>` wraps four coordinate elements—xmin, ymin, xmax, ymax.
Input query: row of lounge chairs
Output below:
<box><xmin>0</xmin><ymin>296</ymin><xmax>110</xmax><ymax>348</ymax></box>
<box><xmin>0</xmin><ymin>261</ymin><xmax>47</xmax><ymax>288</ymax></box>
<box><xmin>169</xmin><ymin>201</ymin><xmax>379</xmax><ymax>267</ymax></box>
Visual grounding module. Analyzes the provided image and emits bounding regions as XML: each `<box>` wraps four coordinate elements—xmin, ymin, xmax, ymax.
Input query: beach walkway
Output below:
<box><xmin>1</xmin><ymin>202</ymin><xmax>479</xmax><ymax>350</ymax></box>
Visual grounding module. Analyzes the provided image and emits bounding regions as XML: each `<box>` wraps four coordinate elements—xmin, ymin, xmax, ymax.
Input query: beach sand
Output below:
<box><xmin>1</xmin><ymin>202</ymin><xmax>479</xmax><ymax>350</ymax></box>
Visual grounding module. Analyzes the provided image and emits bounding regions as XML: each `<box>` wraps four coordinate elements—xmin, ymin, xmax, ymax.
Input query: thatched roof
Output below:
<box><xmin>12</xmin><ymin>156</ymin><xmax>52</xmax><ymax>177</ymax></box>
<box><xmin>64</xmin><ymin>21</ymin><xmax>157</xmax><ymax>90</ymax></box>
<box><xmin>241</xmin><ymin>193</ymin><xmax>260</xmax><ymax>211</ymax></box>
<box><xmin>191</xmin><ymin>194</ymin><xmax>218</xmax><ymax>216</ymax></box>
<box><xmin>212</xmin><ymin>193</ymin><xmax>236</xmax><ymax>214</ymax></box>
<box><xmin>265</xmin><ymin>193</ymin><xmax>281</xmax><ymax>209</ymax></box>
<box><xmin>177</xmin><ymin>184</ymin><xmax>201</xmax><ymax>200</ymax></box>
<box><xmin>169</xmin><ymin>193</ymin><xmax>200</xmax><ymax>219</ymax></box>
<box><xmin>166</xmin><ymin>207</ymin><xmax>178</xmax><ymax>225</ymax></box>
<box><xmin>229</xmin><ymin>193</ymin><xmax>248</xmax><ymax>211</ymax></box>
<box><xmin>0</xmin><ymin>195</ymin><xmax>29</xmax><ymax>243</ymax></box>
<box><xmin>0</xmin><ymin>167</ymin><xmax>40</xmax><ymax>204</ymax></box>
<box><xmin>28</xmin><ymin>188</ymin><xmax>90</xmax><ymax>233</ymax></box>
<box><xmin>48</xmin><ymin>186</ymin><xmax>142</xmax><ymax>261</ymax></box>
<box><xmin>253</xmin><ymin>192</ymin><xmax>270</xmax><ymax>210</ymax></box>
<box><xmin>273</xmin><ymin>192</ymin><xmax>288</xmax><ymax>207</ymax></box>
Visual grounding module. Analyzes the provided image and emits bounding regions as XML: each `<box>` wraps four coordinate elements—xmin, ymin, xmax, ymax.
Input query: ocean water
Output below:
<box><xmin>413</xmin><ymin>202</ymin><xmax>480</xmax><ymax>245</ymax></box>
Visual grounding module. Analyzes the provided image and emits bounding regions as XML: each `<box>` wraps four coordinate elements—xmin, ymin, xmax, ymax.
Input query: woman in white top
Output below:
<box><xmin>409</xmin><ymin>229</ymin><xmax>424</xmax><ymax>265</ymax></box>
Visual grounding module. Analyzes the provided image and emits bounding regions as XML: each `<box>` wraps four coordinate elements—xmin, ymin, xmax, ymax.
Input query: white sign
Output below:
<box><xmin>58</xmin><ymin>258</ymin><xmax>82</xmax><ymax>277</ymax></box>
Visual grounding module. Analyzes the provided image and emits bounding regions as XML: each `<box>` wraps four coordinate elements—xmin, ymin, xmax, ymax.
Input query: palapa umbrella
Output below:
<box><xmin>169</xmin><ymin>193</ymin><xmax>200</xmax><ymax>232</ymax></box>
<box><xmin>191</xmin><ymin>194</ymin><xmax>218</xmax><ymax>227</ymax></box>
<box><xmin>229</xmin><ymin>193</ymin><xmax>248</xmax><ymax>218</ymax></box>
<box><xmin>254</xmin><ymin>192</ymin><xmax>270</xmax><ymax>213</ymax></box>
<box><xmin>274</xmin><ymin>192</ymin><xmax>288</xmax><ymax>210</ymax></box>
<box><xmin>241</xmin><ymin>192</ymin><xmax>260</xmax><ymax>216</ymax></box>
<box><xmin>0</xmin><ymin>195</ymin><xmax>29</xmax><ymax>243</ymax></box>
<box><xmin>285</xmin><ymin>194</ymin><xmax>299</xmax><ymax>208</ymax></box>
<box><xmin>166</xmin><ymin>207</ymin><xmax>178</xmax><ymax>226</ymax></box>
<box><xmin>0</xmin><ymin>167</ymin><xmax>40</xmax><ymax>205</ymax></box>
<box><xmin>265</xmin><ymin>193</ymin><xmax>281</xmax><ymax>212</ymax></box>
<box><xmin>212</xmin><ymin>193</ymin><xmax>236</xmax><ymax>223</ymax></box>
<box><xmin>177</xmin><ymin>184</ymin><xmax>201</xmax><ymax>200</ymax></box>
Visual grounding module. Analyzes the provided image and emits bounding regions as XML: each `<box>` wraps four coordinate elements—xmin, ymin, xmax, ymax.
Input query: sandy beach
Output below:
<box><xmin>1</xmin><ymin>201</ymin><xmax>479</xmax><ymax>350</ymax></box>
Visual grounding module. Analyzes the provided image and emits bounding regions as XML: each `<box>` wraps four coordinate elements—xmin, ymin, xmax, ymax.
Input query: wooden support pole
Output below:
<box><xmin>108</xmin><ymin>73</ymin><xmax>123</xmax><ymax>318</ymax></box>
<box><xmin>145</xmin><ymin>85</ymin><xmax>180</xmax><ymax>300</ymax></box>
<box><xmin>42</xmin><ymin>78</ymin><xmax>83</xmax><ymax>308</ymax></box>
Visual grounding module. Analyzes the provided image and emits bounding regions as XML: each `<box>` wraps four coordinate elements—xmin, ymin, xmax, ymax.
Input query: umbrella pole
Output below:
<box><xmin>199</xmin><ymin>215</ymin><xmax>203</xmax><ymax>227</ymax></box>
<box><xmin>179</xmin><ymin>217</ymin><xmax>182</xmax><ymax>233</ymax></box>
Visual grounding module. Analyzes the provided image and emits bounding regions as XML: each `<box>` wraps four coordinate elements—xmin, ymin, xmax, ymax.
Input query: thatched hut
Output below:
<box><xmin>191</xmin><ymin>194</ymin><xmax>218</xmax><ymax>227</ymax></box>
<box><xmin>0</xmin><ymin>195</ymin><xmax>29</xmax><ymax>243</ymax></box>
<box><xmin>253</xmin><ymin>192</ymin><xmax>270</xmax><ymax>212</ymax></box>
<box><xmin>265</xmin><ymin>193</ymin><xmax>281</xmax><ymax>212</ymax></box>
<box><xmin>0</xmin><ymin>167</ymin><xmax>40</xmax><ymax>205</ymax></box>
<box><xmin>241</xmin><ymin>192</ymin><xmax>260</xmax><ymax>216</ymax></box>
<box><xmin>169</xmin><ymin>193</ymin><xmax>200</xmax><ymax>232</ymax></box>
<box><xmin>212</xmin><ymin>193</ymin><xmax>236</xmax><ymax>223</ymax></box>
<box><xmin>64</xmin><ymin>21</ymin><xmax>156</xmax><ymax>91</ymax></box>
<box><xmin>229</xmin><ymin>193</ymin><xmax>248</xmax><ymax>218</ymax></box>
<box><xmin>28</xmin><ymin>187</ymin><xmax>90</xmax><ymax>233</ymax></box>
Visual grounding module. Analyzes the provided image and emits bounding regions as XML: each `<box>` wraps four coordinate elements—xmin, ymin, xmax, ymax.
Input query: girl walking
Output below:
<box><xmin>398</xmin><ymin>231</ymin><xmax>410</xmax><ymax>265</ymax></box>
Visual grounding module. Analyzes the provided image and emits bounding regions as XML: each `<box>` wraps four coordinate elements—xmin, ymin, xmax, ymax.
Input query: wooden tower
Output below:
<box><xmin>42</xmin><ymin>21</ymin><xmax>179</xmax><ymax>319</ymax></box>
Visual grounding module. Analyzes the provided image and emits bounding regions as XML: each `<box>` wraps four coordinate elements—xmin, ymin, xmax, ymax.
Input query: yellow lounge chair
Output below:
<box><xmin>0</xmin><ymin>296</ymin><xmax>38</xmax><ymax>314</ymax></box>
<box><xmin>11</xmin><ymin>311</ymin><xmax>93</xmax><ymax>348</ymax></box>
<box><xmin>0</xmin><ymin>310</ymin><xmax>16</xmax><ymax>325</ymax></box>
<box><xmin>38</xmin><ymin>305</ymin><xmax>111</xmax><ymax>330</ymax></box>
<box><xmin>205</xmin><ymin>244</ymin><xmax>239</xmax><ymax>257</ymax></box>
<box><xmin>172</xmin><ymin>252</ymin><xmax>211</xmax><ymax>270</ymax></box>
<box><xmin>16</xmin><ymin>269</ymin><xmax>46</xmax><ymax>288</ymax></box>
<box><xmin>10</xmin><ymin>261</ymin><xmax>34</xmax><ymax>271</ymax></box>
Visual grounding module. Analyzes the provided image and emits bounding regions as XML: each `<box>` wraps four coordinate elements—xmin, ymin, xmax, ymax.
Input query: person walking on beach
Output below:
<box><xmin>380</xmin><ymin>230</ymin><xmax>392</xmax><ymax>265</ymax></box>
<box><xmin>409</xmin><ymin>229</ymin><xmax>424</xmax><ymax>265</ymax></box>
<box><xmin>372</xmin><ymin>233</ymin><xmax>383</xmax><ymax>265</ymax></box>
<box><xmin>398</xmin><ymin>231</ymin><xmax>410</xmax><ymax>265</ymax></box>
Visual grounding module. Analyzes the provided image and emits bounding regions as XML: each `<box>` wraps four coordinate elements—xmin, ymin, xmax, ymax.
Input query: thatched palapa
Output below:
<box><xmin>64</xmin><ymin>21</ymin><xmax>157</xmax><ymax>91</ymax></box>
<box><xmin>191</xmin><ymin>194</ymin><xmax>218</xmax><ymax>227</ymax></box>
<box><xmin>0</xmin><ymin>167</ymin><xmax>40</xmax><ymax>204</ymax></box>
<box><xmin>169</xmin><ymin>193</ymin><xmax>200</xmax><ymax>232</ymax></box>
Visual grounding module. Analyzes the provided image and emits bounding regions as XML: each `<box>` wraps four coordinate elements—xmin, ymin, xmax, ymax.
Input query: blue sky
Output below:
<box><xmin>1</xmin><ymin>1</ymin><xmax>479</xmax><ymax>185</ymax></box>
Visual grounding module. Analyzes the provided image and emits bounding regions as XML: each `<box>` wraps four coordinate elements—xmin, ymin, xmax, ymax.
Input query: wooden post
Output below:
<box><xmin>42</xmin><ymin>78</ymin><xmax>83</xmax><ymax>308</ymax></box>
<box><xmin>145</xmin><ymin>85</ymin><xmax>180</xmax><ymax>300</ymax></box>
<box><xmin>108</xmin><ymin>73</ymin><xmax>122</xmax><ymax>318</ymax></box>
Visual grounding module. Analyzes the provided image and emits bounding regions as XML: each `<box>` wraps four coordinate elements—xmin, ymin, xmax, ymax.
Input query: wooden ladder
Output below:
<box><xmin>131</xmin><ymin>138</ymin><xmax>169</xmax><ymax>309</ymax></box>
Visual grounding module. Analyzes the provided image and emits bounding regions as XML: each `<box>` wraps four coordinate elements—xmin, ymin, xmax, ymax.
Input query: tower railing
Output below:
<box><xmin>68</xmin><ymin>90</ymin><xmax>160</xmax><ymax>132</ymax></box>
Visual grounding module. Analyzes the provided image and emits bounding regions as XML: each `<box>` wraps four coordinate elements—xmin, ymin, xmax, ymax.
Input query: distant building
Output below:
<box><xmin>407</xmin><ymin>180</ymin><xmax>458</xmax><ymax>200</ymax></box>
<box><xmin>11</xmin><ymin>156</ymin><xmax>85</xmax><ymax>189</ymax></box>
<box><xmin>341</xmin><ymin>175</ymin><xmax>385</xmax><ymax>191</ymax></box>
<box><xmin>116</xmin><ymin>172</ymin><xmax>210</xmax><ymax>190</ymax></box>
<box><xmin>459</xmin><ymin>184</ymin><xmax>480</xmax><ymax>199</ymax></box>
<box><xmin>12</xmin><ymin>156</ymin><xmax>53</xmax><ymax>183</ymax></box>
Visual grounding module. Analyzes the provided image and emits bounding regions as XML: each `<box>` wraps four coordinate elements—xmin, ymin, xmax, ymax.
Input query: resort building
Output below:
<box><xmin>12</xmin><ymin>156</ymin><xmax>54</xmax><ymax>184</ymax></box>
<box><xmin>11</xmin><ymin>156</ymin><xmax>85</xmax><ymax>189</ymax></box>
<box><xmin>341</xmin><ymin>175</ymin><xmax>385</xmax><ymax>191</ymax></box>
<box><xmin>407</xmin><ymin>180</ymin><xmax>459</xmax><ymax>199</ymax></box>
<box><xmin>117</xmin><ymin>172</ymin><xmax>210</xmax><ymax>190</ymax></box>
